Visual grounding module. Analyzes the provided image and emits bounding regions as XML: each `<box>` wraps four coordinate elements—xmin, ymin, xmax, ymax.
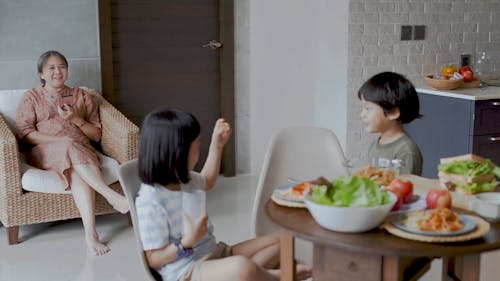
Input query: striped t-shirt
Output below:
<box><xmin>135</xmin><ymin>171</ymin><xmax>216</xmax><ymax>281</ymax></box>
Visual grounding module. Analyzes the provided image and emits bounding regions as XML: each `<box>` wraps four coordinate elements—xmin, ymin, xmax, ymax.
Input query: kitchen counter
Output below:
<box><xmin>416</xmin><ymin>85</ymin><xmax>500</xmax><ymax>100</ymax></box>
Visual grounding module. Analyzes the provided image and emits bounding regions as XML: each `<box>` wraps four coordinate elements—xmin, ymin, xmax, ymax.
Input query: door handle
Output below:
<box><xmin>489</xmin><ymin>137</ymin><xmax>500</xmax><ymax>142</ymax></box>
<box><xmin>202</xmin><ymin>40</ymin><xmax>222</xmax><ymax>49</ymax></box>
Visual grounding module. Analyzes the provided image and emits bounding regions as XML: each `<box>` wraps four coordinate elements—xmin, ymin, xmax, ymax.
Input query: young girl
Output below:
<box><xmin>358</xmin><ymin>72</ymin><xmax>423</xmax><ymax>175</ymax></box>
<box><xmin>135</xmin><ymin>108</ymin><xmax>312</xmax><ymax>281</ymax></box>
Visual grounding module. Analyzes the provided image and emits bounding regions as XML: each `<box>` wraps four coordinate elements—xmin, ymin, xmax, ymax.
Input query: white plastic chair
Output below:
<box><xmin>117</xmin><ymin>159</ymin><xmax>162</xmax><ymax>281</ymax></box>
<box><xmin>251</xmin><ymin>127</ymin><xmax>350</xmax><ymax>263</ymax></box>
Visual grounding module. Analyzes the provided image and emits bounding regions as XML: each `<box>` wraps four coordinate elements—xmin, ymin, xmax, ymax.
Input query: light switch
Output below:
<box><xmin>413</xmin><ymin>25</ymin><xmax>425</xmax><ymax>40</ymax></box>
<box><xmin>401</xmin><ymin>25</ymin><xmax>412</xmax><ymax>41</ymax></box>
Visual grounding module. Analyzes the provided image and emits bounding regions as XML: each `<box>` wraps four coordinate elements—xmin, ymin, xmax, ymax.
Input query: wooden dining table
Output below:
<box><xmin>265</xmin><ymin>175</ymin><xmax>500</xmax><ymax>281</ymax></box>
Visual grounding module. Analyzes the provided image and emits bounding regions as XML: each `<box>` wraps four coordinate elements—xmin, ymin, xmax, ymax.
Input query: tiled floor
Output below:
<box><xmin>1</xmin><ymin>174</ymin><xmax>499</xmax><ymax>281</ymax></box>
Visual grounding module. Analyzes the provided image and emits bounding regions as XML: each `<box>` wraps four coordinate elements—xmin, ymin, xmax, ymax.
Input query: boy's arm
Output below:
<box><xmin>201</xmin><ymin>118</ymin><xmax>231</xmax><ymax>191</ymax></box>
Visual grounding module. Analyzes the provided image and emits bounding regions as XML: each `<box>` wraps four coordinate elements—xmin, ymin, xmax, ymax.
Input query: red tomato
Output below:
<box><xmin>388</xmin><ymin>179</ymin><xmax>414</xmax><ymax>204</ymax></box>
<box><xmin>426</xmin><ymin>189</ymin><xmax>452</xmax><ymax>209</ymax></box>
<box><xmin>462</xmin><ymin>70</ymin><xmax>474</xmax><ymax>82</ymax></box>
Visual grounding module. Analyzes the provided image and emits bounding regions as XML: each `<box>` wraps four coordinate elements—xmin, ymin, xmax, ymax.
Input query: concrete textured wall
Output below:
<box><xmin>346</xmin><ymin>0</ymin><xmax>500</xmax><ymax>168</ymax></box>
<box><xmin>0</xmin><ymin>0</ymin><xmax>101</xmax><ymax>91</ymax></box>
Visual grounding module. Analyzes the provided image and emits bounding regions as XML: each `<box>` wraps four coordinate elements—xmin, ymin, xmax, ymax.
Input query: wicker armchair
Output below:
<box><xmin>0</xmin><ymin>93</ymin><xmax>139</xmax><ymax>245</ymax></box>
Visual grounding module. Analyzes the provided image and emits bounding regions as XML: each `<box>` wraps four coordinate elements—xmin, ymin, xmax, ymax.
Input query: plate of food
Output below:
<box><xmin>354</xmin><ymin>165</ymin><xmax>397</xmax><ymax>186</ymax></box>
<box><xmin>272</xmin><ymin>181</ymin><xmax>312</xmax><ymax>203</ymax></box>
<box><xmin>390</xmin><ymin>208</ymin><xmax>477</xmax><ymax>236</ymax></box>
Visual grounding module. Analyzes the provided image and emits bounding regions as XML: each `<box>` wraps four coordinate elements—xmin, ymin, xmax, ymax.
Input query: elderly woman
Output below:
<box><xmin>16</xmin><ymin>50</ymin><xmax>129</xmax><ymax>256</ymax></box>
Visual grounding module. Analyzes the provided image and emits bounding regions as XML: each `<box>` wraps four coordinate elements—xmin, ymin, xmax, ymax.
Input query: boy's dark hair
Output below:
<box><xmin>357</xmin><ymin>72</ymin><xmax>421</xmax><ymax>124</ymax></box>
<box><xmin>37</xmin><ymin>50</ymin><xmax>68</xmax><ymax>86</ymax></box>
<box><xmin>139</xmin><ymin>108</ymin><xmax>201</xmax><ymax>186</ymax></box>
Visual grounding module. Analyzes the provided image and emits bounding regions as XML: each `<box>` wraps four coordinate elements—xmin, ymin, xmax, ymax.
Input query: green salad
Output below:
<box><xmin>310</xmin><ymin>175</ymin><xmax>391</xmax><ymax>207</ymax></box>
<box><xmin>438</xmin><ymin>159</ymin><xmax>500</xmax><ymax>177</ymax></box>
<box><xmin>438</xmin><ymin>159</ymin><xmax>500</xmax><ymax>193</ymax></box>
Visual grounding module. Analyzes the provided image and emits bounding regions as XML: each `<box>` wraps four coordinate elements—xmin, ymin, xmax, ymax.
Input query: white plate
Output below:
<box><xmin>272</xmin><ymin>182</ymin><xmax>305</xmax><ymax>203</ymax></box>
<box><xmin>390</xmin><ymin>211</ymin><xmax>477</xmax><ymax>236</ymax></box>
<box><xmin>392</xmin><ymin>194</ymin><xmax>426</xmax><ymax>213</ymax></box>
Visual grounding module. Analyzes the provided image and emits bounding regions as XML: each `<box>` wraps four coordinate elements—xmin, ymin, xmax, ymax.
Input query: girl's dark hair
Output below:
<box><xmin>139</xmin><ymin>108</ymin><xmax>201</xmax><ymax>186</ymax></box>
<box><xmin>37</xmin><ymin>50</ymin><xmax>68</xmax><ymax>86</ymax></box>
<box><xmin>357</xmin><ymin>72</ymin><xmax>421</xmax><ymax>124</ymax></box>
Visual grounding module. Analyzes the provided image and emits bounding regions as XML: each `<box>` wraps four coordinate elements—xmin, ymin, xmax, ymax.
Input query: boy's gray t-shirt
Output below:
<box><xmin>368</xmin><ymin>134</ymin><xmax>423</xmax><ymax>176</ymax></box>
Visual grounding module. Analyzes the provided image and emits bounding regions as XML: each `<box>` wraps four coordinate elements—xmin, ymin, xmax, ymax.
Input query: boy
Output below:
<box><xmin>358</xmin><ymin>72</ymin><xmax>423</xmax><ymax>175</ymax></box>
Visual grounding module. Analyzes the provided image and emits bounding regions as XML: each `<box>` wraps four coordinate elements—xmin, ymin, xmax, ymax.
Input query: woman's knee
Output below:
<box><xmin>227</xmin><ymin>256</ymin><xmax>259</xmax><ymax>281</ymax></box>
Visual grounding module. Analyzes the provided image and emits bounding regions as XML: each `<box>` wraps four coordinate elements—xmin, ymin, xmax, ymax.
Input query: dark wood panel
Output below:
<box><xmin>111</xmin><ymin>19</ymin><xmax>218</xmax><ymax>35</ymax></box>
<box><xmin>473</xmin><ymin>99</ymin><xmax>500</xmax><ymax>135</ymax></box>
<box><xmin>101</xmin><ymin>0</ymin><xmax>235</xmax><ymax>175</ymax></box>
<box><xmin>473</xmin><ymin>135</ymin><xmax>500</xmax><ymax>166</ymax></box>
<box><xmin>111</xmin><ymin>2</ymin><xmax>216</xmax><ymax>18</ymax></box>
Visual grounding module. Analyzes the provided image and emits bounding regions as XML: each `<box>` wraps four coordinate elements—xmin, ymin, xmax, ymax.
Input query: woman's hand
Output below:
<box><xmin>211</xmin><ymin>118</ymin><xmax>231</xmax><ymax>150</ymax></box>
<box><xmin>181</xmin><ymin>213</ymin><xmax>208</xmax><ymax>247</ymax></box>
<box><xmin>59</xmin><ymin>104</ymin><xmax>86</xmax><ymax>128</ymax></box>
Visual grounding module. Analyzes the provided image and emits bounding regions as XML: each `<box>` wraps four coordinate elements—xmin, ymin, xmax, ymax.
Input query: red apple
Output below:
<box><xmin>458</xmin><ymin>65</ymin><xmax>472</xmax><ymax>75</ymax></box>
<box><xmin>388</xmin><ymin>179</ymin><xmax>414</xmax><ymax>204</ymax></box>
<box><xmin>462</xmin><ymin>70</ymin><xmax>474</xmax><ymax>82</ymax></box>
<box><xmin>426</xmin><ymin>189</ymin><xmax>452</xmax><ymax>209</ymax></box>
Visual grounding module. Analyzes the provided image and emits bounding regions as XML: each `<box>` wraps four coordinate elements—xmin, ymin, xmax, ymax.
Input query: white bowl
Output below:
<box><xmin>470</xmin><ymin>192</ymin><xmax>500</xmax><ymax>222</ymax></box>
<box><xmin>304</xmin><ymin>192</ymin><xmax>397</xmax><ymax>232</ymax></box>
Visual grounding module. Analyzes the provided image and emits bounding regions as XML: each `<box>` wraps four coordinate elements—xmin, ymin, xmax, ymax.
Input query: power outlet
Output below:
<box><xmin>460</xmin><ymin>54</ymin><xmax>471</xmax><ymax>67</ymax></box>
<box><xmin>413</xmin><ymin>25</ymin><xmax>425</xmax><ymax>40</ymax></box>
<box><xmin>401</xmin><ymin>25</ymin><xmax>412</xmax><ymax>41</ymax></box>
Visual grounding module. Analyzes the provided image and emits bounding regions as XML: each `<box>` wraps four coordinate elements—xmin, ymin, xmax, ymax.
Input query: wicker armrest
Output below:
<box><xmin>99</xmin><ymin>98</ymin><xmax>139</xmax><ymax>163</ymax></box>
<box><xmin>0</xmin><ymin>114</ymin><xmax>22</xmax><ymax>222</ymax></box>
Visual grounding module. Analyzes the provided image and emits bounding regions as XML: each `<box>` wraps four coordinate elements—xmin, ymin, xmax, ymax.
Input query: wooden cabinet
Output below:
<box><xmin>405</xmin><ymin>93</ymin><xmax>500</xmax><ymax>178</ymax></box>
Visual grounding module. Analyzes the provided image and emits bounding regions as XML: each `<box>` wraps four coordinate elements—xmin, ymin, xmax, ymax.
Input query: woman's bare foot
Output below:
<box><xmin>86</xmin><ymin>234</ymin><xmax>110</xmax><ymax>256</ymax></box>
<box><xmin>110</xmin><ymin>196</ymin><xmax>129</xmax><ymax>214</ymax></box>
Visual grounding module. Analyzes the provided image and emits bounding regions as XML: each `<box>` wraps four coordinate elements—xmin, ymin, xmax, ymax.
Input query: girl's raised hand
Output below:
<box><xmin>181</xmin><ymin>213</ymin><xmax>208</xmax><ymax>247</ymax></box>
<box><xmin>212</xmin><ymin>118</ymin><xmax>231</xmax><ymax>149</ymax></box>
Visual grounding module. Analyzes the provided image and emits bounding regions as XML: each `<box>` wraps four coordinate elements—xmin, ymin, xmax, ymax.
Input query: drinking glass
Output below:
<box><xmin>372</xmin><ymin>158</ymin><xmax>403</xmax><ymax>178</ymax></box>
<box><xmin>474</xmin><ymin>51</ymin><xmax>491</xmax><ymax>81</ymax></box>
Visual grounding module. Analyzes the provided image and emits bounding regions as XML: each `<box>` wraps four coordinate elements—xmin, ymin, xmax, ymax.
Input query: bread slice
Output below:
<box><xmin>439</xmin><ymin>153</ymin><xmax>486</xmax><ymax>164</ymax></box>
<box><xmin>438</xmin><ymin>154</ymin><xmax>497</xmax><ymax>194</ymax></box>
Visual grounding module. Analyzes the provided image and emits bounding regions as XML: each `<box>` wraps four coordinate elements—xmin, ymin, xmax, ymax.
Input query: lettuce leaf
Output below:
<box><xmin>438</xmin><ymin>159</ymin><xmax>496</xmax><ymax>176</ymax></box>
<box><xmin>311</xmin><ymin>176</ymin><xmax>390</xmax><ymax>207</ymax></box>
<box><xmin>457</xmin><ymin>181</ymin><xmax>499</xmax><ymax>193</ymax></box>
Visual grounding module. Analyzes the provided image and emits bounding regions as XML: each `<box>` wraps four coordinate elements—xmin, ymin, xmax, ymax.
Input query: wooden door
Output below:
<box><xmin>99</xmin><ymin>0</ymin><xmax>235</xmax><ymax>175</ymax></box>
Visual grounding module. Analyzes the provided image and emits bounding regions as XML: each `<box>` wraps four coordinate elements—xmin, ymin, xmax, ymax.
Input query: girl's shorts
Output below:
<box><xmin>181</xmin><ymin>242</ymin><xmax>233</xmax><ymax>281</ymax></box>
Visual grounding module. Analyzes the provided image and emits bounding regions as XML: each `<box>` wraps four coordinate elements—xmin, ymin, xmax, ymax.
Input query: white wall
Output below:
<box><xmin>0</xmin><ymin>0</ymin><xmax>101</xmax><ymax>91</ymax></box>
<box><xmin>249</xmin><ymin>0</ymin><xmax>349</xmax><ymax>174</ymax></box>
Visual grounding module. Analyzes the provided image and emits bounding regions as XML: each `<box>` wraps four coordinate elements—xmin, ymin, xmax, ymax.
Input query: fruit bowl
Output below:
<box><xmin>303</xmin><ymin>192</ymin><xmax>397</xmax><ymax>232</ymax></box>
<box><xmin>425</xmin><ymin>75</ymin><xmax>463</xmax><ymax>90</ymax></box>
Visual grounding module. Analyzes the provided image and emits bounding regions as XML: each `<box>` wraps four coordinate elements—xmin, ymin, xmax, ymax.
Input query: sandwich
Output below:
<box><xmin>438</xmin><ymin>154</ymin><xmax>500</xmax><ymax>194</ymax></box>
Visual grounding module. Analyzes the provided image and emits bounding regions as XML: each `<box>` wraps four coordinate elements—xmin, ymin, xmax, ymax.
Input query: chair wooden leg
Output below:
<box><xmin>7</xmin><ymin>226</ymin><xmax>19</xmax><ymax>245</ymax></box>
<box><xmin>127</xmin><ymin>214</ymin><xmax>133</xmax><ymax>226</ymax></box>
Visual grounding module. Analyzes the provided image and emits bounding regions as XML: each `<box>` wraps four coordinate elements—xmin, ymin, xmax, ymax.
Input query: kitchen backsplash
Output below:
<box><xmin>346</xmin><ymin>0</ymin><xmax>500</xmax><ymax>167</ymax></box>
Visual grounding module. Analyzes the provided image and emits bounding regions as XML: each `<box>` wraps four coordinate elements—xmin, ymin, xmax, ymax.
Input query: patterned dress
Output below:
<box><xmin>16</xmin><ymin>86</ymin><xmax>101</xmax><ymax>190</ymax></box>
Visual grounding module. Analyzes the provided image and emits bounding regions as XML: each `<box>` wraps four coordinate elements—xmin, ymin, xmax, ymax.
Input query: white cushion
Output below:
<box><xmin>21</xmin><ymin>151</ymin><xmax>119</xmax><ymax>194</ymax></box>
<box><xmin>0</xmin><ymin>88</ymin><xmax>120</xmax><ymax>194</ymax></box>
<box><xmin>0</xmin><ymin>89</ymin><xmax>28</xmax><ymax>134</ymax></box>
